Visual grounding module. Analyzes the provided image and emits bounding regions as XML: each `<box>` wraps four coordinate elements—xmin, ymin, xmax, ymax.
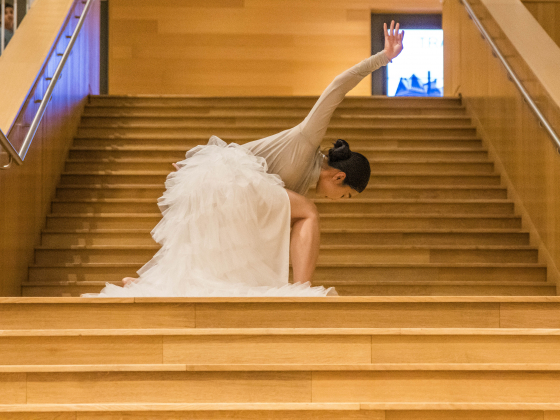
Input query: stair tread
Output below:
<box><xmin>90</xmin><ymin>94</ymin><xmax>462</xmax><ymax>101</ymax></box>
<box><xmin>34</xmin><ymin>244</ymin><xmax>538</xmax><ymax>250</ymax></box>
<box><xmin>71</xmin><ymin>146</ymin><xmax>485</xmax><ymax>152</ymax></box>
<box><xmin>38</xmin><ymin>234</ymin><xmax>536</xmax><ymax>249</ymax></box>
<box><xmin>75</xmin><ymin>134</ymin><xmax>482</xmax><ymax>140</ymax></box>
<box><xmin>45</xmin><ymin>212</ymin><xmax>521</xmax><ymax>219</ymax></box>
<box><xmin>85</xmin><ymin>107</ymin><xmax>467</xmax><ymax>112</ymax></box>
<box><xmin>25</xmin><ymin>280</ymin><xmax>550</xmax><ymax>287</ymax></box>
<box><xmin>321</xmin><ymin>281</ymin><xmax>551</xmax><ymax>286</ymax></box>
<box><xmin>3</xmin><ymin>327</ymin><xmax>559</xmax><ymax>337</ymax></box>
<box><xmin>57</xmin><ymin>184</ymin><xmax>505</xmax><ymax>190</ymax></box>
<box><xmin>61</xmin><ymin>170</ymin><xmax>499</xmax><ymax>176</ymax></box>
<box><xmin>65</xmin><ymin>158</ymin><xmax>492</xmax><ymax>163</ymax></box>
<box><xmin>51</xmin><ymin>198</ymin><xmax>512</xmax><ymax>204</ymax></box>
<box><xmin>80</xmin><ymin>121</ymin><xmax>476</xmax><ymax>126</ymax></box>
<box><xmin>28</xmin><ymin>261</ymin><xmax>546</xmax><ymax>268</ymax></box>
<box><xmin>5</xmin><ymin>296</ymin><xmax>560</xmax><ymax>302</ymax></box>
<box><xmin>3</xmin><ymin>402</ymin><xmax>560</xmax><ymax>413</ymax></box>
<box><xmin>2</xmin><ymin>362</ymin><xmax>560</xmax><ymax>373</ymax></box>
<box><xmin>83</xmin><ymin>115</ymin><xmax>471</xmax><ymax>120</ymax></box>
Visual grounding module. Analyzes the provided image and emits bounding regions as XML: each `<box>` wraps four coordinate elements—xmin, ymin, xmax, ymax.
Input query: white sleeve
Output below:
<box><xmin>297</xmin><ymin>51</ymin><xmax>390</xmax><ymax>146</ymax></box>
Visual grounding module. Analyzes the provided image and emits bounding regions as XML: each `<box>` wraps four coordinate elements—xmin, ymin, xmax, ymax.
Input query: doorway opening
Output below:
<box><xmin>371</xmin><ymin>14</ymin><xmax>443</xmax><ymax>96</ymax></box>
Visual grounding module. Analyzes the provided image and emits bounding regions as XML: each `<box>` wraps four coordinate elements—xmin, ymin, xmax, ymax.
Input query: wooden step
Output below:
<box><xmin>322</xmin><ymin>281</ymin><xmax>556</xmax><ymax>296</ymax></box>
<box><xmin>58</xmin><ymin>172</ymin><xmax>502</xmax><ymax>187</ymax></box>
<box><xmin>319</xmin><ymin>214</ymin><xmax>522</xmax><ymax>229</ymax></box>
<box><xmin>5</xmin><ymin>363</ymin><xmax>560</xmax><ymax>372</ymax></box>
<box><xmin>37</xmin><ymin>229</ymin><xmax>531</xmax><ymax>247</ymax></box>
<box><xmin>312</xmin><ymin>263</ymin><xmax>547</xmax><ymax>283</ymax></box>
<box><xmin>76</xmin><ymin>126</ymin><xmax>478</xmax><ymax>139</ymax></box>
<box><xmin>87</xmin><ymin>95</ymin><xmax>464</xmax><ymax>108</ymax></box>
<box><xmin>45</xmin><ymin>213</ymin><xmax>523</xmax><ymax>230</ymax></box>
<box><xmin>22</xmin><ymin>279</ymin><xmax>554</xmax><ymax>297</ymax></box>
<box><xmin>49</xmin><ymin>198</ymin><xmax>515</xmax><ymax>215</ymax></box>
<box><xmin>39</xmin><ymin>231</ymin><xmax>537</xmax><ymax>262</ymax></box>
<box><xmin>2</xmin><ymin>297</ymin><xmax>559</xmax><ymax>329</ymax></box>
<box><xmin>1</xmin><ymin>402</ymin><xmax>560</xmax><ymax>419</ymax></box>
<box><xmin>315</xmin><ymin>200</ymin><xmax>514</xmax><ymax>215</ymax></box>
<box><xmin>83</xmin><ymin>103</ymin><xmax>470</xmax><ymax>116</ymax></box>
<box><xmin>63</xmin><ymin>159</ymin><xmax>495</xmax><ymax>174</ymax></box>
<box><xmin>80</xmin><ymin>115</ymin><xmax>474</xmax><ymax>129</ymax></box>
<box><xmin>2</xmin><ymin>327</ymin><xmax>560</xmax><ymax>366</ymax></box>
<box><xmin>55</xmin><ymin>185</ymin><xmax>509</xmax><ymax>200</ymax></box>
<box><xmin>68</xmin><ymin>146</ymin><xmax>490</xmax><ymax>161</ymax></box>
<box><xmin>27</xmin><ymin>259</ymin><xmax>547</xmax><ymax>281</ymax></box>
<box><xmin>72</xmin><ymin>136</ymin><xmax>485</xmax><ymax>149</ymax></box>
<box><xmin>26</xmin><ymin>262</ymin><xmax>546</xmax><ymax>286</ymax></box>
<box><xmin>2</xmin><ymin>363</ymin><xmax>560</xmax><ymax>404</ymax></box>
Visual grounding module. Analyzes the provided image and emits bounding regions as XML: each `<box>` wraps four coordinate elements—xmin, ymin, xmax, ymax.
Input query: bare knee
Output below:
<box><xmin>300</xmin><ymin>198</ymin><xmax>319</xmax><ymax>221</ymax></box>
<box><xmin>306</xmin><ymin>201</ymin><xmax>319</xmax><ymax>221</ymax></box>
<box><xmin>286</xmin><ymin>190</ymin><xmax>319</xmax><ymax>222</ymax></box>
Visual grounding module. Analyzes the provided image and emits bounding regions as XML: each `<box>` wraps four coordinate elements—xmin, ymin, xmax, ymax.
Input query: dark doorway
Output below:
<box><xmin>371</xmin><ymin>13</ymin><xmax>442</xmax><ymax>96</ymax></box>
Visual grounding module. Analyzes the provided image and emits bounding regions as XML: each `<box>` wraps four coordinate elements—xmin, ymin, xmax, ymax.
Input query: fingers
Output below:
<box><xmin>385</xmin><ymin>20</ymin><xmax>403</xmax><ymax>38</ymax></box>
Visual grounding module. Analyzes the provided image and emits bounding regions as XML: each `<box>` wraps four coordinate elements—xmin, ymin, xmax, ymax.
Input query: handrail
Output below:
<box><xmin>0</xmin><ymin>0</ymin><xmax>93</xmax><ymax>170</ymax></box>
<box><xmin>460</xmin><ymin>0</ymin><xmax>560</xmax><ymax>154</ymax></box>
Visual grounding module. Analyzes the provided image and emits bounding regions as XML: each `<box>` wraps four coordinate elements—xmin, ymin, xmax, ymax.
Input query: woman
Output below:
<box><xmin>83</xmin><ymin>22</ymin><xmax>404</xmax><ymax>298</ymax></box>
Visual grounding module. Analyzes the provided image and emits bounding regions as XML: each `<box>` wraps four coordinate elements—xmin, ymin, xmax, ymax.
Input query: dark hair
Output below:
<box><xmin>327</xmin><ymin>139</ymin><xmax>370</xmax><ymax>193</ymax></box>
<box><xmin>4</xmin><ymin>3</ymin><xmax>13</xmax><ymax>9</ymax></box>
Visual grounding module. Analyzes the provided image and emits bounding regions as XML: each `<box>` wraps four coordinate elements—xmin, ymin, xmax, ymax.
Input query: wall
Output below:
<box><xmin>443</xmin><ymin>0</ymin><xmax>560</xmax><ymax>284</ymax></box>
<box><xmin>522</xmin><ymin>0</ymin><xmax>560</xmax><ymax>48</ymax></box>
<box><xmin>0</xmin><ymin>0</ymin><xmax>100</xmax><ymax>296</ymax></box>
<box><xmin>108</xmin><ymin>0</ymin><xmax>441</xmax><ymax>96</ymax></box>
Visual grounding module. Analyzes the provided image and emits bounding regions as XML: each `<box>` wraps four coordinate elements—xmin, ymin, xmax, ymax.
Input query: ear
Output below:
<box><xmin>333</xmin><ymin>171</ymin><xmax>346</xmax><ymax>184</ymax></box>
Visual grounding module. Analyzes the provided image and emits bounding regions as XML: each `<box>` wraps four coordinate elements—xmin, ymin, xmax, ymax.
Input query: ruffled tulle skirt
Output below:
<box><xmin>82</xmin><ymin>136</ymin><xmax>335</xmax><ymax>297</ymax></box>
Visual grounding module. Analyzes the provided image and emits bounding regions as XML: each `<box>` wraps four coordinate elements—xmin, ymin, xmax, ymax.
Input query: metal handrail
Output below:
<box><xmin>460</xmin><ymin>0</ymin><xmax>560</xmax><ymax>153</ymax></box>
<box><xmin>0</xmin><ymin>0</ymin><xmax>93</xmax><ymax>170</ymax></box>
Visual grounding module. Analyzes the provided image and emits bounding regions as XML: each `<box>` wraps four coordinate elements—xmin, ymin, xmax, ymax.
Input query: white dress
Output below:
<box><xmin>84</xmin><ymin>52</ymin><xmax>390</xmax><ymax>298</ymax></box>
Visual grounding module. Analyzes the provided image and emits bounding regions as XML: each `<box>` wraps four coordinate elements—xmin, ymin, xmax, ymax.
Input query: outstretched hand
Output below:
<box><xmin>383</xmin><ymin>20</ymin><xmax>405</xmax><ymax>61</ymax></box>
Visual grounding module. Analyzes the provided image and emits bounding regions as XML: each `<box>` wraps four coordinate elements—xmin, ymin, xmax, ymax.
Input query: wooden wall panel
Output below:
<box><xmin>0</xmin><ymin>0</ymin><xmax>100</xmax><ymax>296</ymax></box>
<box><xmin>522</xmin><ymin>0</ymin><xmax>560</xmax><ymax>48</ymax></box>
<box><xmin>443</xmin><ymin>0</ymin><xmax>560</xmax><ymax>284</ymax></box>
<box><xmin>108</xmin><ymin>0</ymin><xmax>442</xmax><ymax>95</ymax></box>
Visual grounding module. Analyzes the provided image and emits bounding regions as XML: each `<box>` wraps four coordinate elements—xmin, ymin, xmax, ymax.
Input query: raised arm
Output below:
<box><xmin>298</xmin><ymin>21</ymin><xmax>404</xmax><ymax>145</ymax></box>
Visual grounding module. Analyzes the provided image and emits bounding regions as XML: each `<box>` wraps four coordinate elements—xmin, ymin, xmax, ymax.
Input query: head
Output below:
<box><xmin>3</xmin><ymin>3</ymin><xmax>13</xmax><ymax>31</ymax></box>
<box><xmin>316</xmin><ymin>139</ymin><xmax>371</xmax><ymax>200</ymax></box>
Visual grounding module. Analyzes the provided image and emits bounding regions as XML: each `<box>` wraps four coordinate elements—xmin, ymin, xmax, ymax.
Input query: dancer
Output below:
<box><xmin>83</xmin><ymin>22</ymin><xmax>404</xmax><ymax>298</ymax></box>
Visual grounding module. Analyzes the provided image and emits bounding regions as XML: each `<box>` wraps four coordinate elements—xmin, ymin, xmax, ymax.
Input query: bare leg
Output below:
<box><xmin>286</xmin><ymin>190</ymin><xmax>320</xmax><ymax>284</ymax></box>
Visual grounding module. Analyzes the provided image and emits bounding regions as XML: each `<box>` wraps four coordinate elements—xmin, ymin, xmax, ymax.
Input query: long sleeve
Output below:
<box><xmin>297</xmin><ymin>51</ymin><xmax>390</xmax><ymax>145</ymax></box>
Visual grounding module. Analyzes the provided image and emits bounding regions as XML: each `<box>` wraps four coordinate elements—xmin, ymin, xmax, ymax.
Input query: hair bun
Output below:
<box><xmin>328</xmin><ymin>139</ymin><xmax>352</xmax><ymax>163</ymax></box>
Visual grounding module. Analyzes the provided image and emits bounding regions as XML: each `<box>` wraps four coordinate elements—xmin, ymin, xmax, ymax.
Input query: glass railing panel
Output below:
<box><xmin>1</xmin><ymin>0</ymin><xmax>92</xmax><ymax>169</ymax></box>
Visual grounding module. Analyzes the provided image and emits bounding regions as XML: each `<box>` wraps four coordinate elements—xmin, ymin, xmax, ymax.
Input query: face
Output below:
<box><xmin>4</xmin><ymin>6</ymin><xmax>13</xmax><ymax>30</ymax></box>
<box><xmin>316</xmin><ymin>170</ymin><xmax>357</xmax><ymax>200</ymax></box>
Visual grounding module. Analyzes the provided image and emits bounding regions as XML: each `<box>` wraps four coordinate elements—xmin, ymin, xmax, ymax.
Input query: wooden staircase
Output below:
<box><xmin>3</xmin><ymin>95</ymin><xmax>559</xmax><ymax>418</ymax></box>
<box><xmin>1</xmin><ymin>297</ymin><xmax>560</xmax><ymax>418</ymax></box>
<box><xmin>21</xmin><ymin>95</ymin><xmax>556</xmax><ymax>297</ymax></box>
